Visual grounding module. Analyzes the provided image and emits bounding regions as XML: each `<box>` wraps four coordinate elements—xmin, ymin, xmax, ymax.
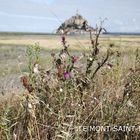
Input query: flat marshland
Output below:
<box><xmin>0</xmin><ymin>33</ymin><xmax>140</xmax><ymax>139</ymax></box>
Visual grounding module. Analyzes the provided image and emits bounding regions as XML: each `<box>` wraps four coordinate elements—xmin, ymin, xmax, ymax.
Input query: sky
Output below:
<box><xmin>0</xmin><ymin>0</ymin><xmax>140</xmax><ymax>33</ymax></box>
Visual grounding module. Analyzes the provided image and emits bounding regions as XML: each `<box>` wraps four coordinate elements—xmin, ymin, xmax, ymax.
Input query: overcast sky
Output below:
<box><xmin>0</xmin><ymin>0</ymin><xmax>140</xmax><ymax>33</ymax></box>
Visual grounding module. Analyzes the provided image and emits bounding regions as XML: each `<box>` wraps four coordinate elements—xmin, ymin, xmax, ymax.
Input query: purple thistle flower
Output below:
<box><xmin>64</xmin><ymin>72</ymin><xmax>71</xmax><ymax>80</ymax></box>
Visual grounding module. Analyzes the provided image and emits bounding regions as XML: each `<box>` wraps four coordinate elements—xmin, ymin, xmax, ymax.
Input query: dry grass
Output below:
<box><xmin>0</xmin><ymin>34</ymin><xmax>140</xmax><ymax>51</ymax></box>
<box><xmin>0</xmin><ymin>34</ymin><xmax>140</xmax><ymax>140</ymax></box>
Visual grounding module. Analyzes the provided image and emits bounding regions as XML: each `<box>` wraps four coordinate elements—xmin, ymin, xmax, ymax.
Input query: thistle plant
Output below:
<box><xmin>18</xmin><ymin>22</ymin><xmax>112</xmax><ymax>139</ymax></box>
<box><xmin>1</xmin><ymin>21</ymin><xmax>140</xmax><ymax>140</ymax></box>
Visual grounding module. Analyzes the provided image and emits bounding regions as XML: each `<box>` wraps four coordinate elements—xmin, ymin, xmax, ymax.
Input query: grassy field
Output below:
<box><xmin>0</xmin><ymin>34</ymin><xmax>140</xmax><ymax>50</ymax></box>
<box><xmin>0</xmin><ymin>34</ymin><xmax>140</xmax><ymax>139</ymax></box>
<box><xmin>0</xmin><ymin>34</ymin><xmax>139</xmax><ymax>98</ymax></box>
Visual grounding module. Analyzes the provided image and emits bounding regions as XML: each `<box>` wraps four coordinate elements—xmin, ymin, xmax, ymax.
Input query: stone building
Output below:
<box><xmin>56</xmin><ymin>13</ymin><xmax>95</xmax><ymax>34</ymax></box>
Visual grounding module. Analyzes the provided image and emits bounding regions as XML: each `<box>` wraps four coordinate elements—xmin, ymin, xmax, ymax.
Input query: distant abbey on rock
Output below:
<box><xmin>56</xmin><ymin>13</ymin><xmax>95</xmax><ymax>34</ymax></box>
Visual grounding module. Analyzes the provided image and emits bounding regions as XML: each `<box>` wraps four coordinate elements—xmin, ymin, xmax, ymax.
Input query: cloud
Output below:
<box><xmin>46</xmin><ymin>0</ymin><xmax>56</xmax><ymax>5</ymax></box>
<box><xmin>0</xmin><ymin>0</ymin><xmax>140</xmax><ymax>32</ymax></box>
<box><xmin>28</xmin><ymin>0</ymin><xmax>55</xmax><ymax>5</ymax></box>
<box><xmin>132</xmin><ymin>18</ymin><xmax>136</xmax><ymax>22</ymax></box>
<box><xmin>0</xmin><ymin>11</ymin><xmax>59</xmax><ymax>21</ymax></box>
<box><xmin>114</xmin><ymin>20</ymin><xmax>124</xmax><ymax>25</ymax></box>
